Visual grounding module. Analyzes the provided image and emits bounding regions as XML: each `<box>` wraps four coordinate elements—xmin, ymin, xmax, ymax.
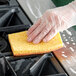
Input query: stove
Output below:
<box><xmin>0</xmin><ymin>0</ymin><xmax>76</xmax><ymax>76</ymax></box>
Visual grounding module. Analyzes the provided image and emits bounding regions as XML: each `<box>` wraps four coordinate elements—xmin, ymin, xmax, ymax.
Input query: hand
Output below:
<box><xmin>27</xmin><ymin>3</ymin><xmax>76</xmax><ymax>44</ymax></box>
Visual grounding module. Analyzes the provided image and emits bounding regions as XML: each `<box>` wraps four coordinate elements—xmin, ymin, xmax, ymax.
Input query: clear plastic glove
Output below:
<box><xmin>27</xmin><ymin>1</ymin><xmax>76</xmax><ymax>44</ymax></box>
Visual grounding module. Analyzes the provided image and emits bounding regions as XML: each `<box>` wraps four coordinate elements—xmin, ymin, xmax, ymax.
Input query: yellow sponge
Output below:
<box><xmin>8</xmin><ymin>31</ymin><xmax>63</xmax><ymax>56</ymax></box>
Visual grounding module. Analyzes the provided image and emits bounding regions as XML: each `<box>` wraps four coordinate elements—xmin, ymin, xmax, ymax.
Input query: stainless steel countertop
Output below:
<box><xmin>17</xmin><ymin>0</ymin><xmax>56</xmax><ymax>23</ymax></box>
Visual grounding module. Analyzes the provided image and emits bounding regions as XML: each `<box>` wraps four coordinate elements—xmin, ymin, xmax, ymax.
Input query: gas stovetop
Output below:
<box><xmin>0</xmin><ymin>0</ymin><xmax>76</xmax><ymax>76</ymax></box>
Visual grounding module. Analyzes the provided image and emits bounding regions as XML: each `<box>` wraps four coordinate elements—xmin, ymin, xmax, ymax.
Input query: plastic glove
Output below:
<box><xmin>27</xmin><ymin>1</ymin><xmax>76</xmax><ymax>44</ymax></box>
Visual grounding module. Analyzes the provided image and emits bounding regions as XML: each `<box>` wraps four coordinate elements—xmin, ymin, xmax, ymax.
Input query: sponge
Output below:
<box><xmin>8</xmin><ymin>31</ymin><xmax>63</xmax><ymax>56</ymax></box>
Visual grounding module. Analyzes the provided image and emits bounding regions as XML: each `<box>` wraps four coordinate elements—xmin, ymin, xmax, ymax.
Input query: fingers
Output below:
<box><xmin>27</xmin><ymin>18</ymin><xmax>41</xmax><ymax>36</ymax></box>
<box><xmin>43</xmin><ymin>27</ymin><xmax>57</xmax><ymax>42</ymax></box>
<box><xmin>33</xmin><ymin>23</ymin><xmax>52</xmax><ymax>44</ymax></box>
<box><xmin>27</xmin><ymin>10</ymin><xmax>60</xmax><ymax>44</ymax></box>
<box><xmin>27</xmin><ymin>22</ymin><xmax>45</xmax><ymax>42</ymax></box>
<box><xmin>42</xmin><ymin>15</ymin><xmax>61</xmax><ymax>42</ymax></box>
<box><xmin>31</xmin><ymin>15</ymin><xmax>59</xmax><ymax>44</ymax></box>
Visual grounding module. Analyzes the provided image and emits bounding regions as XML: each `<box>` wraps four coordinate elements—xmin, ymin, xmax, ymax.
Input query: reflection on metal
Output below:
<box><xmin>69</xmin><ymin>68</ymin><xmax>76</xmax><ymax>74</ymax></box>
<box><xmin>66</xmin><ymin>60</ymin><xmax>71</xmax><ymax>64</ymax></box>
<box><xmin>62</xmin><ymin>54</ymin><xmax>67</xmax><ymax>58</ymax></box>
<box><xmin>69</xmin><ymin>47</ymin><xmax>74</xmax><ymax>52</ymax></box>
<box><xmin>26</xmin><ymin>0</ymin><xmax>42</xmax><ymax>20</ymax></box>
<box><xmin>66</xmin><ymin>30</ymin><xmax>72</xmax><ymax>36</ymax></box>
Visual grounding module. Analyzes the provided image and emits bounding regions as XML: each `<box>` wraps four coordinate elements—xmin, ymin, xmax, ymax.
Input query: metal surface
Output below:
<box><xmin>17</xmin><ymin>0</ymin><xmax>56</xmax><ymax>23</ymax></box>
<box><xmin>53</xmin><ymin>27</ymin><xmax>76</xmax><ymax>76</ymax></box>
